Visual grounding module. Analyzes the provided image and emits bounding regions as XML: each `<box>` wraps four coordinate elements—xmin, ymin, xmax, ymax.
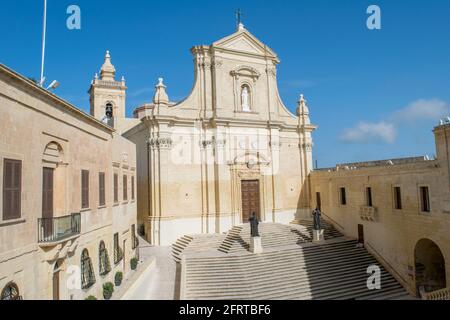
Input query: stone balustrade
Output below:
<box><xmin>422</xmin><ymin>287</ymin><xmax>450</xmax><ymax>300</ymax></box>
<box><xmin>360</xmin><ymin>206</ymin><xmax>377</xmax><ymax>222</ymax></box>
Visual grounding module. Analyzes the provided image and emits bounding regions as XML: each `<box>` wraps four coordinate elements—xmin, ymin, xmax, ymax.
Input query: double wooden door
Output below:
<box><xmin>241</xmin><ymin>180</ymin><xmax>261</xmax><ymax>223</ymax></box>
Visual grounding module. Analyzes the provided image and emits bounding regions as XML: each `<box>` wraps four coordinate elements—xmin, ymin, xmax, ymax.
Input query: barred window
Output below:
<box><xmin>99</xmin><ymin>241</ymin><xmax>111</xmax><ymax>276</ymax></box>
<box><xmin>81</xmin><ymin>249</ymin><xmax>96</xmax><ymax>289</ymax></box>
<box><xmin>114</xmin><ymin>233</ymin><xmax>123</xmax><ymax>264</ymax></box>
<box><xmin>1</xmin><ymin>282</ymin><xmax>21</xmax><ymax>300</ymax></box>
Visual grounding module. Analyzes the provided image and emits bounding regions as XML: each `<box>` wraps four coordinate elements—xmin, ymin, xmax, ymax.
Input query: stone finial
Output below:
<box><xmin>153</xmin><ymin>77</ymin><xmax>169</xmax><ymax>106</ymax></box>
<box><xmin>297</xmin><ymin>94</ymin><xmax>309</xmax><ymax>116</ymax></box>
<box><xmin>297</xmin><ymin>94</ymin><xmax>311</xmax><ymax>127</ymax></box>
<box><xmin>100</xmin><ymin>50</ymin><xmax>116</xmax><ymax>81</ymax></box>
<box><xmin>238</xmin><ymin>22</ymin><xmax>245</xmax><ymax>31</ymax></box>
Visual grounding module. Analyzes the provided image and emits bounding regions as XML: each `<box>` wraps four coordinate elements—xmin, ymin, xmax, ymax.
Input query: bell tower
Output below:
<box><xmin>89</xmin><ymin>50</ymin><xmax>127</xmax><ymax>125</ymax></box>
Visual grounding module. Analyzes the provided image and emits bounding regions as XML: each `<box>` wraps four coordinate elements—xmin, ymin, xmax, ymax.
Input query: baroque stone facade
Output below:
<box><xmin>92</xmin><ymin>25</ymin><xmax>317</xmax><ymax>246</ymax></box>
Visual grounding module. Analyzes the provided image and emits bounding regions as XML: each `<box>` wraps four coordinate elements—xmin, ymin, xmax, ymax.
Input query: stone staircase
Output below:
<box><xmin>172</xmin><ymin>220</ymin><xmax>344</xmax><ymax>261</ymax></box>
<box><xmin>182</xmin><ymin>239</ymin><xmax>411</xmax><ymax>300</ymax></box>
<box><xmin>172</xmin><ymin>234</ymin><xmax>226</xmax><ymax>263</ymax></box>
<box><xmin>291</xmin><ymin>219</ymin><xmax>344</xmax><ymax>239</ymax></box>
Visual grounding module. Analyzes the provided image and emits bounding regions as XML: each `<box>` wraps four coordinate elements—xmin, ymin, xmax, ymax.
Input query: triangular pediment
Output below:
<box><xmin>213</xmin><ymin>28</ymin><xmax>277</xmax><ymax>58</ymax></box>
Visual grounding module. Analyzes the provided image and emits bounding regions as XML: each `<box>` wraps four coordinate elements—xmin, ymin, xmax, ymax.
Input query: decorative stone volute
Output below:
<box><xmin>153</xmin><ymin>78</ymin><xmax>170</xmax><ymax>106</ymax></box>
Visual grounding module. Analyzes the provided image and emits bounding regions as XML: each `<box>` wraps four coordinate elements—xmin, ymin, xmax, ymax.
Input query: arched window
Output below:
<box><xmin>1</xmin><ymin>282</ymin><xmax>21</xmax><ymax>300</ymax></box>
<box><xmin>241</xmin><ymin>85</ymin><xmax>251</xmax><ymax>112</ymax></box>
<box><xmin>99</xmin><ymin>241</ymin><xmax>111</xmax><ymax>276</ymax></box>
<box><xmin>81</xmin><ymin>249</ymin><xmax>96</xmax><ymax>289</ymax></box>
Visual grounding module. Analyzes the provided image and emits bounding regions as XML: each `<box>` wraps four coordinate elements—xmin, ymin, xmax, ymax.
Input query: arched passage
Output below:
<box><xmin>415</xmin><ymin>238</ymin><xmax>446</xmax><ymax>294</ymax></box>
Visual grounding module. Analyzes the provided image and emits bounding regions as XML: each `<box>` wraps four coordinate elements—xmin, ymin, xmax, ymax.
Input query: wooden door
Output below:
<box><xmin>42</xmin><ymin>168</ymin><xmax>54</xmax><ymax>238</ymax></box>
<box><xmin>358</xmin><ymin>224</ymin><xmax>364</xmax><ymax>244</ymax></box>
<box><xmin>316</xmin><ymin>192</ymin><xmax>322</xmax><ymax>211</ymax></box>
<box><xmin>241</xmin><ymin>180</ymin><xmax>260</xmax><ymax>223</ymax></box>
<box><xmin>52</xmin><ymin>270</ymin><xmax>60</xmax><ymax>300</ymax></box>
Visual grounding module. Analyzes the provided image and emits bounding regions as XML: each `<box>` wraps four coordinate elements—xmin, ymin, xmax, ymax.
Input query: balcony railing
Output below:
<box><xmin>38</xmin><ymin>213</ymin><xmax>81</xmax><ymax>244</ymax></box>
<box><xmin>359</xmin><ymin>206</ymin><xmax>377</xmax><ymax>222</ymax></box>
<box><xmin>422</xmin><ymin>287</ymin><xmax>450</xmax><ymax>300</ymax></box>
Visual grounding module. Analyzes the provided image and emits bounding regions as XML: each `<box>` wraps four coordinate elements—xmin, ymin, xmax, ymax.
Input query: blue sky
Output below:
<box><xmin>1</xmin><ymin>0</ymin><xmax>450</xmax><ymax>168</ymax></box>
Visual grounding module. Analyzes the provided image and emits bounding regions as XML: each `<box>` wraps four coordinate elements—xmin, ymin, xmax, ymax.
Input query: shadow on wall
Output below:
<box><xmin>414</xmin><ymin>238</ymin><xmax>447</xmax><ymax>295</ymax></box>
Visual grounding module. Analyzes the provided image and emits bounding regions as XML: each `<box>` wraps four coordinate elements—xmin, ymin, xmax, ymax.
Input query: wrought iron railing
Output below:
<box><xmin>422</xmin><ymin>287</ymin><xmax>450</xmax><ymax>300</ymax></box>
<box><xmin>38</xmin><ymin>213</ymin><xmax>81</xmax><ymax>243</ymax></box>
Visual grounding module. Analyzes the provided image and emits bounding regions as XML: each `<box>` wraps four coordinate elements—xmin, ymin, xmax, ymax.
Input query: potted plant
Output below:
<box><xmin>85</xmin><ymin>295</ymin><xmax>97</xmax><ymax>300</ymax></box>
<box><xmin>114</xmin><ymin>271</ymin><xmax>123</xmax><ymax>286</ymax></box>
<box><xmin>130</xmin><ymin>258</ymin><xmax>138</xmax><ymax>271</ymax></box>
<box><xmin>103</xmin><ymin>282</ymin><xmax>114</xmax><ymax>300</ymax></box>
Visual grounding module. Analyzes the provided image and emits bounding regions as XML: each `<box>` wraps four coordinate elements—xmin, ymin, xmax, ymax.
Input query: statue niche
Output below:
<box><xmin>241</xmin><ymin>85</ymin><xmax>251</xmax><ymax>112</ymax></box>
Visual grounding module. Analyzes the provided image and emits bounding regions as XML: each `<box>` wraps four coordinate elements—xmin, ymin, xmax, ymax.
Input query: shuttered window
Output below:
<box><xmin>131</xmin><ymin>176</ymin><xmax>135</xmax><ymax>201</ymax></box>
<box><xmin>99</xmin><ymin>172</ymin><xmax>105</xmax><ymax>207</ymax></box>
<box><xmin>113</xmin><ymin>173</ymin><xmax>118</xmax><ymax>204</ymax></box>
<box><xmin>81</xmin><ymin>170</ymin><xmax>89</xmax><ymax>209</ymax></box>
<box><xmin>3</xmin><ymin>159</ymin><xmax>22</xmax><ymax>220</ymax></box>
<box><xmin>123</xmin><ymin>175</ymin><xmax>128</xmax><ymax>201</ymax></box>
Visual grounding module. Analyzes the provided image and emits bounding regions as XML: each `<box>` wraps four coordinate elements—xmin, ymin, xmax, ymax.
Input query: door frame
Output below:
<box><xmin>240</xmin><ymin>179</ymin><xmax>261</xmax><ymax>223</ymax></box>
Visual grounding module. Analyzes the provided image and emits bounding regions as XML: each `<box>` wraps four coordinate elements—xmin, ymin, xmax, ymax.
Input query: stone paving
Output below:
<box><xmin>121</xmin><ymin>239</ymin><xmax>179</xmax><ymax>300</ymax></box>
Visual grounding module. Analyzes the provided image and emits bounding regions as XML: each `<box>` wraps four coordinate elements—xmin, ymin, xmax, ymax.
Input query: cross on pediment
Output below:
<box><xmin>235</xmin><ymin>9</ymin><xmax>244</xmax><ymax>27</ymax></box>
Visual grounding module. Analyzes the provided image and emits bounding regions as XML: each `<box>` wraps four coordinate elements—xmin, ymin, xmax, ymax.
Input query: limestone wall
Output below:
<box><xmin>0</xmin><ymin>65</ymin><xmax>137</xmax><ymax>300</ymax></box>
<box><xmin>310</xmin><ymin>156</ymin><xmax>450</xmax><ymax>294</ymax></box>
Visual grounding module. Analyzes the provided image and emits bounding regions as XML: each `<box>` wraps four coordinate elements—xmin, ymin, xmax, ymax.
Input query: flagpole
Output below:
<box><xmin>40</xmin><ymin>0</ymin><xmax>47</xmax><ymax>87</ymax></box>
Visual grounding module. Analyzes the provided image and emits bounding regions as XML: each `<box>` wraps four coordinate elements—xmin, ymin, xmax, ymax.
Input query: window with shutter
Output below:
<box><xmin>3</xmin><ymin>159</ymin><xmax>22</xmax><ymax>220</ymax></box>
<box><xmin>123</xmin><ymin>175</ymin><xmax>128</xmax><ymax>201</ymax></box>
<box><xmin>99</xmin><ymin>172</ymin><xmax>105</xmax><ymax>207</ymax></box>
<box><xmin>131</xmin><ymin>176</ymin><xmax>135</xmax><ymax>201</ymax></box>
<box><xmin>113</xmin><ymin>173</ymin><xmax>118</xmax><ymax>204</ymax></box>
<box><xmin>81</xmin><ymin>170</ymin><xmax>89</xmax><ymax>209</ymax></box>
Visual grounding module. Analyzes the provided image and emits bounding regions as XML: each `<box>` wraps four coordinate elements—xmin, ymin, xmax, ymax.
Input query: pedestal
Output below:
<box><xmin>313</xmin><ymin>229</ymin><xmax>325</xmax><ymax>242</ymax></box>
<box><xmin>250</xmin><ymin>237</ymin><xmax>263</xmax><ymax>254</ymax></box>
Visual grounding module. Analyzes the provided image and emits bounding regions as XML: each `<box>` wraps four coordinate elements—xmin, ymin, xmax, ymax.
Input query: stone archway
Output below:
<box><xmin>414</xmin><ymin>238</ymin><xmax>446</xmax><ymax>295</ymax></box>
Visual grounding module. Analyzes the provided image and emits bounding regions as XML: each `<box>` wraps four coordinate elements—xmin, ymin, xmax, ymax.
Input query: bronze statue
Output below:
<box><xmin>249</xmin><ymin>213</ymin><xmax>260</xmax><ymax>237</ymax></box>
<box><xmin>312</xmin><ymin>207</ymin><xmax>322</xmax><ymax>231</ymax></box>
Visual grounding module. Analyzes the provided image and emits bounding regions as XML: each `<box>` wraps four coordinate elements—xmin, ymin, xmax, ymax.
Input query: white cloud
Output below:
<box><xmin>340</xmin><ymin>99</ymin><xmax>449</xmax><ymax>144</ymax></box>
<box><xmin>392</xmin><ymin>99</ymin><xmax>449</xmax><ymax>123</ymax></box>
<box><xmin>340</xmin><ymin>121</ymin><xmax>397</xmax><ymax>144</ymax></box>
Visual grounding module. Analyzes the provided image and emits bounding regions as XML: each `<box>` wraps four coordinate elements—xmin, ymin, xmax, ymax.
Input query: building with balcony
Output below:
<box><xmin>0</xmin><ymin>64</ymin><xmax>137</xmax><ymax>300</ymax></box>
<box><xmin>309</xmin><ymin>125</ymin><xmax>450</xmax><ymax>297</ymax></box>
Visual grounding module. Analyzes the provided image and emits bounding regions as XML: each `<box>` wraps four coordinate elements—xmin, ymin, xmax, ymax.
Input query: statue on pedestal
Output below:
<box><xmin>249</xmin><ymin>213</ymin><xmax>260</xmax><ymax>237</ymax></box>
<box><xmin>312</xmin><ymin>207</ymin><xmax>322</xmax><ymax>231</ymax></box>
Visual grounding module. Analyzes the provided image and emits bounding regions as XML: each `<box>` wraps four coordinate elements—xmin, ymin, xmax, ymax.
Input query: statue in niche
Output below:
<box><xmin>241</xmin><ymin>86</ymin><xmax>251</xmax><ymax>112</ymax></box>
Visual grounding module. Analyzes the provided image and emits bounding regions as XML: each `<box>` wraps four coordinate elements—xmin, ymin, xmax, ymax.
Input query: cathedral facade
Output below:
<box><xmin>90</xmin><ymin>24</ymin><xmax>316</xmax><ymax>245</ymax></box>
